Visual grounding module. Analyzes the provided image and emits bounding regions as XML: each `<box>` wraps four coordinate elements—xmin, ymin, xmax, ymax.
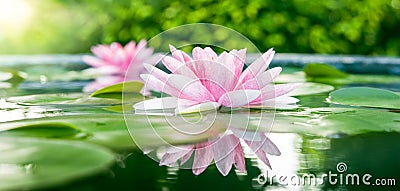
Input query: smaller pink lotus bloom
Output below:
<box><xmin>82</xmin><ymin>40</ymin><xmax>156</xmax><ymax>92</ymax></box>
<box><xmin>134</xmin><ymin>45</ymin><xmax>300</xmax><ymax>113</ymax></box>
<box><xmin>159</xmin><ymin>129</ymin><xmax>280</xmax><ymax>176</ymax></box>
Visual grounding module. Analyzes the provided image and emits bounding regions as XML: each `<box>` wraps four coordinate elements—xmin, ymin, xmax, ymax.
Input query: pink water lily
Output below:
<box><xmin>82</xmin><ymin>40</ymin><xmax>156</xmax><ymax>92</ymax></box>
<box><xmin>159</xmin><ymin>128</ymin><xmax>280</xmax><ymax>176</ymax></box>
<box><xmin>134</xmin><ymin>45</ymin><xmax>300</xmax><ymax>113</ymax></box>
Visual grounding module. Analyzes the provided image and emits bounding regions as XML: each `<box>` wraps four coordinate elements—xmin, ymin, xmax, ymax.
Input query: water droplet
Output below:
<box><xmin>39</xmin><ymin>75</ymin><xmax>48</xmax><ymax>84</ymax></box>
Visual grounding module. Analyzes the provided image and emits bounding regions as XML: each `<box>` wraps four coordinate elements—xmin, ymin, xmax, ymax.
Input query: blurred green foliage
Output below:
<box><xmin>1</xmin><ymin>0</ymin><xmax>400</xmax><ymax>55</ymax></box>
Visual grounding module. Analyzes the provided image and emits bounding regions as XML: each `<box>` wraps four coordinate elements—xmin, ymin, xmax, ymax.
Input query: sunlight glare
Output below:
<box><xmin>0</xmin><ymin>0</ymin><xmax>33</xmax><ymax>28</ymax></box>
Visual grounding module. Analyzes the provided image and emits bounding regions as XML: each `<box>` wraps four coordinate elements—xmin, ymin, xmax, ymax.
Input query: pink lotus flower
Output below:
<box><xmin>134</xmin><ymin>45</ymin><xmax>300</xmax><ymax>113</ymax></box>
<box><xmin>82</xmin><ymin>40</ymin><xmax>156</xmax><ymax>92</ymax></box>
<box><xmin>159</xmin><ymin>128</ymin><xmax>280</xmax><ymax>176</ymax></box>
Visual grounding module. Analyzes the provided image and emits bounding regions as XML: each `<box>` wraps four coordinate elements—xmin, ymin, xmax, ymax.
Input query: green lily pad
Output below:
<box><xmin>0</xmin><ymin>114</ymin><xmax>224</xmax><ymax>150</ymax></box>
<box><xmin>5</xmin><ymin>93</ymin><xmax>143</xmax><ymax>110</ymax></box>
<box><xmin>90</xmin><ymin>81</ymin><xmax>144</xmax><ymax>98</ymax></box>
<box><xmin>287</xmin><ymin>82</ymin><xmax>334</xmax><ymax>96</ymax></box>
<box><xmin>0</xmin><ymin>70</ymin><xmax>26</xmax><ymax>84</ymax></box>
<box><xmin>304</xmin><ymin>63</ymin><xmax>348</xmax><ymax>78</ymax></box>
<box><xmin>0</xmin><ymin>122</ymin><xmax>82</xmax><ymax>138</ymax></box>
<box><xmin>328</xmin><ymin>87</ymin><xmax>400</xmax><ymax>109</ymax></box>
<box><xmin>274</xmin><ymin>71</ymin><xmax>307</xmax><ymax>83</ymax></box>
<box><xmin>102</xmin><ymin>104</ymin><xmax>133</xmax><ymax>113</ymax></box>
<box><xmin>6</xmin><ymin>94</ymin><xmax>83</xmax><ymax>106</ymax></box>
<box><xmin>0</xmin><ymin>137</ymin><xmax>114</xmax><ymax>191</ymax></box>
<box><xmin>240</xmin><ymin>108</ymin><xmax>400</xmax><ymax>137</ymax></box>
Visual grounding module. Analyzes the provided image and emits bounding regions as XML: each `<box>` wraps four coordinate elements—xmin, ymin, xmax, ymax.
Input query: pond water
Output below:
<box><xmin>0</xmin><ymin>60</ymin><xmax>399</xmax><ymax>191</ymax></box>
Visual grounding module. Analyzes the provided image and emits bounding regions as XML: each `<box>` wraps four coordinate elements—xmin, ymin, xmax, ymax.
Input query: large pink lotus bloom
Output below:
<box><xmin>82</xmin><ymin>40</ymin><xmax>155</xmax><ymax>92</ymax></box>
<box><xmin>134</xmin><ymin>45</ymin><xmax>300</xmax><ymax>113</ymax></box>
<box><xmin>159</xmin><ymin>129</ymin><xmax>280</xmax><ymax>176</ymax></box>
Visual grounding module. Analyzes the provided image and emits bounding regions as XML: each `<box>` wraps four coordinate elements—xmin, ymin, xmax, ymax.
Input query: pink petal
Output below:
<box><xmin>218</xmin><ymin>90</ymin><xmax>261</xmax><ymax>107</ymax></box>
<box><xmin>136</xmin><ymin>39</ymin><xmax>147</xmax><ymax>50</ymax></box>
<box><xmin>142</xmin><ymin>64</ymin><xmax>196</xmax><ymax>98</ymax></box>
<box><xmin>169</xmin><ymin>45</ymin><xmax>193</xmax><ymax>64</ymax></box>
<box><xmin>239</xmin><ymin>48</ymin><xmax>275</xmax><ymax>84</ymax></box>
<box><xmin>188</xmin><ymin>60</ymin><xmax>236</xmax><ymax>99</ymax></box>
<box><xmin>230</xmin><ymin>49</ymin><xmax>247</xmax><ymax>79</ymax></box>
<box><xmin>233</xmin><ymin>142</ymin><xmax>246</xmax><ymax>174</ymax></box>
<box><xmin>140</xmin><ymin>74</ymin><xmax>181</xmax><ymax>97</ymax></box>
<box><xmin>181</xmin><ymin>149</ymin><xmax>195</xmax><ymax>165</ymax></box>
<box><xmin>252</xmin><ymin>133</ymin><xmax>281</xmax><ymax>156</ymax></box>
<box><xmin>82</xmin><ymin>56</ymin><xmax>109</xmax><ymax>67</ymax></box>
<box><xmin>162</xmin><ymin>56</ymin><xmax>185</xmax><ymax>73</ymax></box>
<box><xmin>204</xmin><ymin>47</ymin><xmax>218</xmax><ymax>60</ymax></box>
<box><xmin>255</xmin><ymin>149</ymin><xmax>271</xmax><ymax>169</ymax></box>
<box><xmin>238</xmin><ymin>67</ymin><xmax>282</xmax><ymax>90</ymax></box>
<box><xmin>110</xmin><ymin>42</ymin><xmax>123</xmax><ymax>50</ymax></box>
<box><xmin>213</xmin><ymin>134</ymin><xmax>240</xmax><ymax>176</ymax></box>
<box><xmin>91</xmin><ymin>45</ymin><xmax>113</xmax><ymax>61</ymax></box>
<box><xmin>166</xmin><ymin>74</ymin><xmax>215</xmax><ymax>102</ymax></box>
<box><xmin>192</xmin><ymin>47</ymin><xmax>216</xmax><ymax>61</ymax></box>
<box><xmin>245</xmin><ymin>134</ymin><xmax>280</xmax><ymax>156</ymax></box>
<box><xmin>230</xmin><ymin>127</ymin><xmax>262</xmax><ymax>141</ymax></box>
<box><xmin>123</xmin><ymin>41</ymin><xmax>136</xmax><ymax>54</ymax></box>
<box><xmin>133</xmin><ymin>46</ymin><xmax>154</xmax><ymax>64</ymax></box>
<box><xmin>162</xmin><ymin>56</ymin><xmax>197</xmax><ymax>78</ymax></box>
<box><xmin>114</xmin><ymin>48</ymin><xmax>127</xmax><ymax>67</ymax></box>
<box><xmin>160</xmin><ymin>145</ymin><xmax>194</xmax><ymax>166</ymax></box>
<box><xmin>245</xmin><ymin>140</ymin><xmax>271</xmax><ymax>169</ymax></box>
<box><xmin>250</xmin><ymin>83</ymin><xmax>301</xmax><ymax>104</ymax></box>
<box><xmin>143</xmin><ymin>63</ymin><xmax>169</xmax><ymax>82</ymax></box>
<box><xmin>216</xmin><ymin>51</ymin><xmax>236</xmax><ymax>77</ymax></box>
<box><xmin>193</xmin><ymin>142</ymin><xmax>214</xmax><ymax>175</ymax></box>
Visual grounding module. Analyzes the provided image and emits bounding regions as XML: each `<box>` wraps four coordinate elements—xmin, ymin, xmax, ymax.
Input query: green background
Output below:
<box><xmin>1</xmin><ymin>0</ymin><xmax>400</xmax><ymax>55</ymax></box>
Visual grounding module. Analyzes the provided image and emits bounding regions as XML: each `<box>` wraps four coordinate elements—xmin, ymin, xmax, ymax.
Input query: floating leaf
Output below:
<box><xmin>304</xmin><ymin>63</ymin><xmax>348</xmax><ymax>78</ymax></box>
<box><xmin>287</xmin><ymin>82</ymin><xmax>334</xmax><ymax>96</ymax></box>
<box><xmin>102</xmin><ymin>104</ymin><xmax>133</xmax><ymax>113</ymax></box>
<box><xmin>0</xmin><ymin>137</ymin><xmax>114</xmax><ymax>191</ymax></box>
<box><xmin>240</xmin><ymin>108</ymin><xmax>400</xmax><ymax>137</ymax></box>
<box><xmin>0</xmin><ymin>122</ymin><xmax>81</xmax><ymax>138</ymax></box>
<box><xmin>6</xmin><ymin>94</ymin><xmax>83</xmax><ymax>106</ymax></box>
<box><xmin>90</xmin><ymin>81</ymin><xmax>144</xmax><ymax>98</ymax></box>
<box><xmin>274</xmin><ymin>71</ymin><xmax>307</xmax><ymax>83</ymax></box>
<box><xmin>5</xmin><ymin>93</ymin><xmax>143</xmax><ymax>109</ymax></box>
<box><xmin>0</xmin><ymin>70</ymin><xmax>26</xmax><ymax>84</ymax></box>
<box><xmin>0</xmin><ymin>114</ymin><xmax>223</xmax><ymax>150</ymax></box>
<box><xmin>328</xmin><ymin>87</ymin><xmax>400</xmax><ymax>109</ymax></box>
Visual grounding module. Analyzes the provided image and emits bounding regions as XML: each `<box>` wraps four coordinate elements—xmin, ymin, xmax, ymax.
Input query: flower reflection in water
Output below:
<box><xmin>158</xmin><ymin>126</ymin><xmax>280</xmax><ymax>176</ymax></box>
